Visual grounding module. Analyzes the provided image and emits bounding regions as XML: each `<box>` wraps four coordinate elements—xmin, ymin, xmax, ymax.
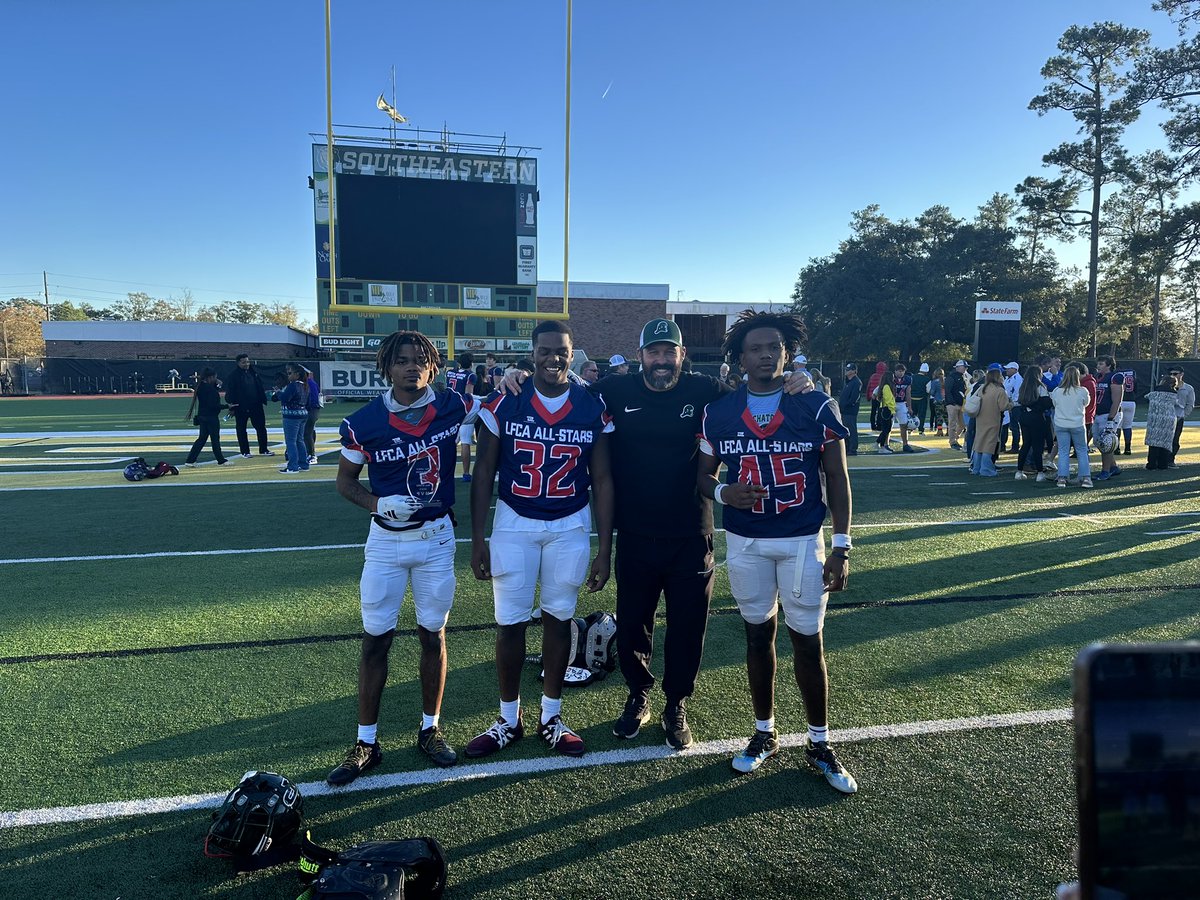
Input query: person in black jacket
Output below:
<box><xmin>839</xmin><ymin>363</ymin><xmax>862</xmax><ymax>455</ymax></box>
<box><xmin>183</xmin><ymin>368</ymin><xmax>232</xmax><ymax>467</ymax></box>
<box><xmin>945</xmin><ymin>360</ymin><xmax>969</xmax><ymax>450</ymax></box>
<box><xmin>225</xmin><ymin>354</ymin><xmax>273</xmax><ymax>458</ymax></box>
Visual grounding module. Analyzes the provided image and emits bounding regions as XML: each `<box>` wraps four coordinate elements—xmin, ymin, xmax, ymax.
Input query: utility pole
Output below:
<box><xmin>43</xmin><ymin>271</ymin><xmax>50</xmax><ymax>321</ymax></box>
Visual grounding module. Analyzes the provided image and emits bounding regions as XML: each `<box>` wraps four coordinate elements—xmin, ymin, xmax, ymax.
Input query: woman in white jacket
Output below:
<box><xmin>1051</xmin><ymin>365</ymin><xmax>1092</xmax><ymax>488</ymax></box>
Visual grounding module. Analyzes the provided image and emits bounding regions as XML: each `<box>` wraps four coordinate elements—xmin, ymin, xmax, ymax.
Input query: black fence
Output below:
<box><xmin>32</xmin><ymin>358</ymin><xmax>325</xmax><ymax>396</ymax></box>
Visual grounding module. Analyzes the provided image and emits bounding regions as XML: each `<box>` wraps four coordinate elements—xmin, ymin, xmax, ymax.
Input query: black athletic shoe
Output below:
<box><xmin>662</xmin><ymin>701</ymin><xmax>694</xmax><ymax>751</ymax></box>
<box><xmin>613</xmin><ymin>694</ymin><xmax>651</xmax><ymax>739</ymax></box>
<box><xmin>326</xmin><ymin>739</ymin><xmax>382</xmax><ymax>786</ymax></box>
<box><xmin>732</xmin><ymin>728</ymin><xmax>780</xmax><ymax>774</ymax></box>
<box><xmin>804</xmin><ymin>740</ymin><xmax>858</xmax><ymax>794</ymax></box>
<box><xmin>417</xmin><ymin>725</ymin><xmax>458</xmax><ymax>768</ymax></box>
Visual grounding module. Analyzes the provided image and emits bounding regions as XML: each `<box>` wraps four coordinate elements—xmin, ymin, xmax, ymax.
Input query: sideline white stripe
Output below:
<box><xmin>0</xmin><ymin>478</ymin><xmax>335</xmax><ymax>492</ymax></box>
<box><xmin>8</xmin><ymin>513</ymin><xmax>1200</xmax><ymax>565</ymax></box>
<box><xmin>0</xmin><ymin>707</ymin><xmax>1072</xmax><ymax>829</ymax></box>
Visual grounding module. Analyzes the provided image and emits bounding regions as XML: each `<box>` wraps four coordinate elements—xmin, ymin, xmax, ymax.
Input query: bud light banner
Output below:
<box><xmin>321</xmin><ymin>360</ymin><xmax>388</xmax><ymax>399</ymax></box>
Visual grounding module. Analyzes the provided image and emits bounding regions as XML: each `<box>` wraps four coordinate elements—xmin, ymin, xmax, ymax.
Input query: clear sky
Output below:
<box><xmin>0</xmin><ymin>0</ymin><xmax>1180</xmax><ymax>322</ymax></box>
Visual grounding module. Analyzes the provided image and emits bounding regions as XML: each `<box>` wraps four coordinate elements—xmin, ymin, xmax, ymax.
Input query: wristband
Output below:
<box><xmin>830</xmin><ymin>549</ymin><xmax>849</xmax><ymax>561</ymax></box>
<box><xmin>832</xmin><ymin>532</ymin><xmax>852</xmax><ymax>550</ymax></box>
<box><xmin>714</xmin><ymin>483</ymin><xmax>728</xmax><ymax>506</ymax></box>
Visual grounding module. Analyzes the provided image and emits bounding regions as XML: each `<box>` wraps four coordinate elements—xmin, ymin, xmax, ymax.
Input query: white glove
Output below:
<box><xmin>376</xmin><ymin>495</ymin><xmax>422</xmax><ymax>523</ymax></box>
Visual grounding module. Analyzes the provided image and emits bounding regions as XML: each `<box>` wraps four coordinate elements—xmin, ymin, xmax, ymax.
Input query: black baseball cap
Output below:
<box><xmin>845</xmin><ymin>362</ymin><xmax>857</xmax><ymax>370</ymax></box>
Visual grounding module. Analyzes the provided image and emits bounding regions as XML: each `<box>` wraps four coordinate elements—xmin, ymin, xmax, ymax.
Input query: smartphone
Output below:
<box><xmin>1074</xmin><ymin>642</ymin><xmax>1200</xmax><ymax>899</ymax></box>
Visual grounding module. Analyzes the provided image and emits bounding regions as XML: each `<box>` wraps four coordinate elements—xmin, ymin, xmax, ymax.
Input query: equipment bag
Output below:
<box><xmin>299</xmin><ymin>832</ymin><xmax>447</xmax><ymax>900</ymax></box>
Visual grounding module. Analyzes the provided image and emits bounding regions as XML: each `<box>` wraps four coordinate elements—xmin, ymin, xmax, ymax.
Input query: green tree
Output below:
<box><xmin>1029</xmin><ymin>22</ymin><xmax>1151</xmax><ymax>354</ymax></box>
<box><xmin>1013</xmin><ymin>175</ymin><xmax>1082</xmax><ymax>267</ymax></box>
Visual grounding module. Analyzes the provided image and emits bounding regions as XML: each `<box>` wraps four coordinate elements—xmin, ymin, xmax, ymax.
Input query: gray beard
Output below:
<box><xmin>644</xmin><ymin>368</ymin><xmax>680</xmax><ymax>391</ymax></box>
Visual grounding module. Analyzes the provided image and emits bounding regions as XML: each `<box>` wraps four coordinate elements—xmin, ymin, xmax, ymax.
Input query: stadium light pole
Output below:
<box><xmin>563</xmin><ymin>0</ymin><xmax>572</xmax><ymax>317</ymax></box>
<box><xmin>324</xmin><ymin>0</ymin><xmax>337</xmax><ymax>322</ymax></box>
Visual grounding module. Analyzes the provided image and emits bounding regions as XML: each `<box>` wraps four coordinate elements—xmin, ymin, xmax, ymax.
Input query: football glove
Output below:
<box><xmin>376</xmin><ymin>494</ymin><xmax>423</xmax><ymax>523</ymax></box>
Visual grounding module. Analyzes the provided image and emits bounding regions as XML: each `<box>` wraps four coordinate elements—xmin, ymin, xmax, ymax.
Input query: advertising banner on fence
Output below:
<box><xmin>321</xmin><ymin>360</ymin><xmax>389</xmax><ymax>398</ymax></box>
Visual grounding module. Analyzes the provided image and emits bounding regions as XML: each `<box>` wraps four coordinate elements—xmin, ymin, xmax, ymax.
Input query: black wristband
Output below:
<box><xmin>830</xmin><ymin>549</ymin><xmax>849</xmax><ymax>560</ymax></box>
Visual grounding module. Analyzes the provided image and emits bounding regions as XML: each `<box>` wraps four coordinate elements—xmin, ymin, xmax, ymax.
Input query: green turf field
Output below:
<box><xmin>1</xmin><ymin>399</ymin><xmax>1198</xmax><ymax>898</ymax></box>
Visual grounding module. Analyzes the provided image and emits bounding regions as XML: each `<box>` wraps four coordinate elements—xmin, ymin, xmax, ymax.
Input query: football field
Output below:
<box><xmin>1</xmin><ymin>397</ymin><xmax>1198</xmax><ymax>899</ymax></box>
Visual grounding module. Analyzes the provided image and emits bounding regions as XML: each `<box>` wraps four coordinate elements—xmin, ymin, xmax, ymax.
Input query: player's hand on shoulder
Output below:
<box><xmin>501</xmin><ymin>370</ymin><xmax>526</xmax><ymax>396</ymax></box>
<box><xmin>782</xmin><ymin>371</ymin><xmax>814</xmax><ymax>395</ymax></box>
<box><xmin>376</xmin><ymin>494</ymin><xmax>421</xmax><ymax>523</ymax></box>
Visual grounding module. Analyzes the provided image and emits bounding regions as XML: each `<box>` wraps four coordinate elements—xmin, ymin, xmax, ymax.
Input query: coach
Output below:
<box><xmin>592</xmin><ymin>318</ymin><xmax>726</xmax><ymax>750</ymax></box>
<box><xmin>225</xmin><ymin>354</ymin><xmax>273</xmax><ymax>458</ymax></box>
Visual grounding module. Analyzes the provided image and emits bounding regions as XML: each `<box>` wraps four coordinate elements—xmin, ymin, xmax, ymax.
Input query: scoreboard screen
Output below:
<box><xmin>335</xmin><ymin>175</ymin><xmax>517</xmax><ymax>285</ymax></box>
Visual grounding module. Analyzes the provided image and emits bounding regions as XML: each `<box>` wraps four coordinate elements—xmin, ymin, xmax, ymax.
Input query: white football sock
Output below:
<box><xmin>540</xmin><ymin>695</ymin><xmax>562</xmax><ymax>725</ymax></box>
<box><xmin>500</xmin><ymin>699</ymin><xmax>520</xmax><ymax>727</ymax></box>
<box><xmin>357</xmin><ymin>723</ymin><xmax>378</xmax><ymax>745</ymax></box>
<box><xmin>807</xmin><ymin>724</ymin><xmax>829</xmax><ymax>745</ymax></box>
<box><xmin>756</xmin><ymin>717</ymin><xmax>775</xmax><ymax>733</ymax></box>
<box><xmin>421</xmin><ymin>713</ymin><xmax>438</xmax><ymax>731</ymax></box>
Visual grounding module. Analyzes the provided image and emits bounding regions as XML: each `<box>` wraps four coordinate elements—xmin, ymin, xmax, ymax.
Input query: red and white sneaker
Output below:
<box><xmin>464</xmin><ymin>716</ymin><xmax>523</xmax><ymax>759</ymax></box>
<box><xmin>539</xmin><ymin>714</ymin><xmax>586</xmax><ymax>756</ymax></box>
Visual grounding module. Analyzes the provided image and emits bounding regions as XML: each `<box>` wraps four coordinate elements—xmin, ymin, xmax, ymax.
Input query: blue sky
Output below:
<box><xmin>0</xmin><ymin>1</ymin><xmax>1180</xmax><ymax>322</ymax></box>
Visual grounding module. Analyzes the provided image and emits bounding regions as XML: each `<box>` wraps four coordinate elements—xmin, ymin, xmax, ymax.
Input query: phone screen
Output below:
<box><xmin>1083</xmin><ymin>647</ymin><xmax>1200</xmax><ymax>898</ymax></box>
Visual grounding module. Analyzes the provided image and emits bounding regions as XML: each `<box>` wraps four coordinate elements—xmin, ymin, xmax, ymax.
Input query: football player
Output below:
<box><xmin>1093</xmin><ymin>356</ymin><xmax>1125</xmax><ymax>481</ymax></box>
<box><xmin>1117</xmin><ymin>365</ymin><xmax>1137</xmax><ymax>455</ymax></box>
<box><xmin>327</xmin><ymin>331</ymin><xmax>480</xmax><ymax>784</ymax></box>
<box><xmin>697</xmin><ymin>310</ymin><xmax>858</xmax><ymax>793</ymax></box>
<box><xmin>445</xmin><ymin>354</ymin><xmax>477</xmax><ymax>482</ymax></box>
<box><xmin>466</xmin><ymin>320</ymin><xmax>614</xmax><ymax>758</ymax></box>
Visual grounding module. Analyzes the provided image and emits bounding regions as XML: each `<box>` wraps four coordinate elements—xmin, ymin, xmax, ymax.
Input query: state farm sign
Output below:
<box><xmin>975</xmin><ymin>302</ymin><xmax>1022</xmax><ymax>321</ymax></box>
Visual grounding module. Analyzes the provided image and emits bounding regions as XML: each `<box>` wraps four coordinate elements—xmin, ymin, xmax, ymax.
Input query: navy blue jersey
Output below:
<box><xmin>340</xmin><ymin>389</ymin><xmax>473</xmax><ymax>523</ymax></box>
<box><xmin>1096</xmin><ymin>372</ymin><xmax>1122</xmax><ymax>413</ymax></box>
<box><xmin>892</xmin><ymin>374</ymin><xmax>912</xmax><ymax>404</ymax></box>
<box><xmin>1118</xmin><ymin>369</ymin><xmax>1136</xmax><ymax>401</ymax></box>
<box><xmin>700</xmin><ymin>387</ymin><xmax>847</xmax><ymax>538</ymax></box>
<box><xmin>480</xmin><ymin>383</ymin><xmax>612</xmax><ymax>521</ymax></box>
<box><xmin>446</xmin><ymin>369</ymin><xmax>476</xmax><ymax>395</ymax></box>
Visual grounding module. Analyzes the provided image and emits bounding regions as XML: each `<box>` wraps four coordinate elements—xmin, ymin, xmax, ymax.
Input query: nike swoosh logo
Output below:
<box><xmin>624</xmin><ymin>406</ymin><xmax>642</xmax><ymax>413</ymax></box>
<box><xmin>438</xmin><ymin>539</ymin><xmax>451</xmax><ymax>546</ymax></box>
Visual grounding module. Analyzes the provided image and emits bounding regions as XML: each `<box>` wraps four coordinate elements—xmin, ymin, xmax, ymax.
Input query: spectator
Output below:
<box><xmin>0</xmin><ymin>370</ymin><xmax>12</xmax><ymax>395</ymax></box>
<box><xmin>608</xmin><ymin>354</ymin><xmax>629</xmax><ymax>376</ymax></box>
<box><xmin>580</xmin><ymin>359</ymin><xmax>600</xmax><ymax>384</ymax></box>
<box><xmin>1145</xmin><ymin>375</ymin><xmax>1179</xmax><ymax>470</ymax></box>
<box><xmin>969</xmin><ymin>365</ymin><xmax>1011</xmax><ymax>477</ymax></box>
<box><xmin>183</xmin><ymin>368</ymin><xmax>231</xmax><ymax>468</ymax></box>
<box><xmin>1051</xmin><ymin>365</ymin><xmax>1092</xmax><ymax>488</ymax></box>
<box><xmin>1168</xmin><ymin>365</ymin><xmax>1194</xmax><ymax>467</ymax></box>
<box><xmin>945</xmin><ymin>360</ymin><xmax>968</xmax><ymax>449</ymax></box>
<box><xmin>1075</xmin><ymin>361</ymin><xmax>1098</xmax><ymax>446</ymax></box>
<box><xmin>910</xmin><ymin>363</ymin><xmax>931</xmax><ymax>434</ymax></box>
<box><xmin>278</xmin><ymin>363</ymin><xmax>310</xmax><ymax>473</ymax></box>
<box><xmin>445</xmin><ymin>355</ymin><xmax>478</xmax><ymax>482</ymax></box>
<box><xmin>963</xmin><ymin>369</ymin><xmax>985</xmax><ymax>458</ymax></box>
<box><xmin>303</xmin><ymin>367</ymin><xmax>322</xmax><ymax>466</ymax></box>
<box><xmin>1001</xmin><ymin>362</ymin><xmax>1023</xmax><ymax>453</ymax></box>
<box><xmin>1014</xmin><ymin>366</ymin><xmax>1052</xmax><ymax>481</ymax></box>
<box><xmin>225</xmin><ymin>353</ymin><xmax>273</xmax><ymax>458</ymax></box>
<box><xmin>929</xmin><ymin>367</ymin><xmax>946</xmax><ymax>436</ymax></box>
<box><xmin>866</xmin><ymin>361</ymin><xmax>887</xmax><ymax>431</ymax></box>
<box><xmin>839</xmin><ymin>363</ymin><xmax>862</xmax><ymax>456</ymax></box>
<box><xmin>874</xmin><ymin>366</ymin><xmax>897</xmax><ymax>453</ymax></box>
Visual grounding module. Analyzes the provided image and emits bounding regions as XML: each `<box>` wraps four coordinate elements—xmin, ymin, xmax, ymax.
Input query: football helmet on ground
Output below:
<box><xmin>205</xmin><ymin>770</ymin><xmax>303</xmax><ymax>861</ymax></box>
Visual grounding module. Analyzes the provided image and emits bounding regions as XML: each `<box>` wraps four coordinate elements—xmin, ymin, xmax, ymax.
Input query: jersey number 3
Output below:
<box><xmin>737</xmin><ymin>453</ymin><xmax>806</xmax><ymax>514</ymax></box>
<box><xmin>511</xmin><ymin>440</ymin><xmax>581</xmax><ymax>498</ymax></box>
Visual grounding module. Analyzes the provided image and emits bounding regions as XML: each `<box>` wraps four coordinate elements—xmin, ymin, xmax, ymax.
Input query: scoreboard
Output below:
<box><xmin>313</xmin><ymin>143</ymin><xmax>538</xmax><ymax>356</ymax></box>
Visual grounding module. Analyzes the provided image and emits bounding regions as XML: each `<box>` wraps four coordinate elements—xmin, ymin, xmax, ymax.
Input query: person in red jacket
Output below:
<box><xmin>1075</xmin><ymin>361</ymin><xmax>1098</xmax><ymax>444</ymax></box>
<box><xmin>866</xmin><ymin>361</ymin><xmax>888</xmax><ymax>431</ymax></box>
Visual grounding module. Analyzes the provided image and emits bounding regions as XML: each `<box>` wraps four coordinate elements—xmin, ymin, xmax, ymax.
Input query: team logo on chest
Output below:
<box><xmin>680</xmin><ymin>404</ymin><xmax>695</xmax><ymax>418</ymax></box>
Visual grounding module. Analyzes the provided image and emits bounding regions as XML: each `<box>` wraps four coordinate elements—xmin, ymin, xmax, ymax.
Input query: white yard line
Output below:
<box><xmin>0</xmin><ymin>707</ymin><xmax>1073</xmax><ymax>829</ymax></box>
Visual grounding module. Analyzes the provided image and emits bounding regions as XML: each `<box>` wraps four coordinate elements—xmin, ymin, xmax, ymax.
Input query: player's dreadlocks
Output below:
<box><xmin>375</xmin><ymin>330</ymin><xmax>441</xmax><ymax>383</ymax></box>
<box><xmin>721</xmin><ymin>309</ymin><xmax>806</xmax><ymax>364</ymax></box>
